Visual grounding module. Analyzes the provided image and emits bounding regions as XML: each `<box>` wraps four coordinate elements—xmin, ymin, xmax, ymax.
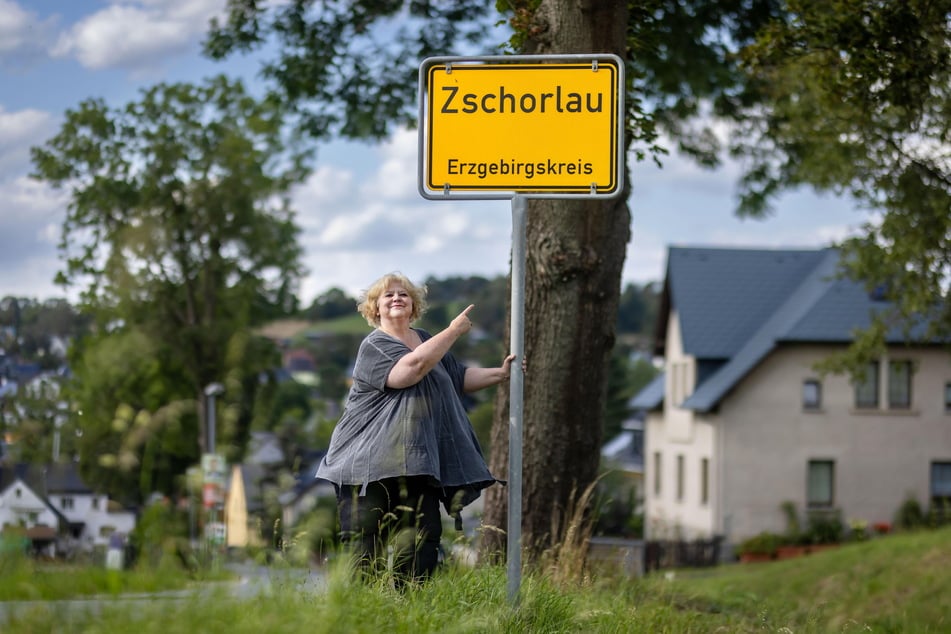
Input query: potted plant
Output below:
<box><xmin>776</xmin><ymin>501</ymin><xmax>810</xmax><ymax>559</ymax></box>
<box><xmin>803</xmin><ymin>508</ymin><xmax>844</xmax><ymax>553</ymax></box>
<box><xmin>736</xmin><ymin>531</ymin><xmax>782</xmax><ymax>563</ymax></box>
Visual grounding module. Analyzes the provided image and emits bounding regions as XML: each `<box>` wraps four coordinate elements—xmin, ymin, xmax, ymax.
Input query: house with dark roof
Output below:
<box><xmin>0</xmin><ymin>470</ymin><xmax>65</xmax><ymax>557</ymax></box>
<box><xmin>0</xmin><ymin>463</ymin><xmax>136</xmax><ymax>556</ymax></box>
<box><xmin>636</xmin><ymin>246</ymin><xmax>951</xmax><ymax>548</ymax></box>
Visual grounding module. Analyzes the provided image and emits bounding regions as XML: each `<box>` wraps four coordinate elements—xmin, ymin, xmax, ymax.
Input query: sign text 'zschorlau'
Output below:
<box><xmin>419</xmin><ymin>56</ymin><xmax>623</xmax><ymax>199</ymax></box>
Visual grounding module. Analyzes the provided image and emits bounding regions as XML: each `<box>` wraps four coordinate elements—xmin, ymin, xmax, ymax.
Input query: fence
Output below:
<box><xmin>587</xmin><ymin>535</ymin><xmax>725</xmax><ymax>577</ymax></box>
<box><xmin>643</xmin><ymin>536</ymin><xmax>724</xmax><ymax>573</ymax></box>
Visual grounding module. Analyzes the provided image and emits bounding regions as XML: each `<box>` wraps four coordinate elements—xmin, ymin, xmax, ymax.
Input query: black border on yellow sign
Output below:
<box><xmin>421</xmin><ymin>56</ymin><xmax>622</xmax><ymax>198</ymax></box>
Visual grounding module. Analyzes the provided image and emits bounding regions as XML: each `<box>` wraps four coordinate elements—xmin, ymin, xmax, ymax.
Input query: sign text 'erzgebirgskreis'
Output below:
<box><xmin>419</xmin><ymin>56</ymin><xmax>623</xmax><ymax>198</ymax></box>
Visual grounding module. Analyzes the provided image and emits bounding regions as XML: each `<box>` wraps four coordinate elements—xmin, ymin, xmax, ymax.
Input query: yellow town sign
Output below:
<box><xmin>419</xmin><ymin>55</ymin><xmax>624</xmax><ymax>198</ymax></box>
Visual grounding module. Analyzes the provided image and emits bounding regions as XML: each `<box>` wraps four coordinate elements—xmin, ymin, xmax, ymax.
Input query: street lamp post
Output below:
<box><xmin>204</xmin><ymin>382</ymin><xmax>224</xmax><ymax>454</ymax></box>
<box><xmin>202</xmin><ymin>382</ymin><xmax>226</xmax><ymax>553</ymax></box>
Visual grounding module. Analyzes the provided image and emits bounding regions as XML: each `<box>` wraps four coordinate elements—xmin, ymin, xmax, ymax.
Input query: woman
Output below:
<box><xmin>316</xmin><ymin>272</ymin><xmax>515</xmax><ymax>587</ymax></box>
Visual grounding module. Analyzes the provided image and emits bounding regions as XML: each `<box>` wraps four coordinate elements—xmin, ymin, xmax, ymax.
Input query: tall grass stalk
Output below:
<box><xmin>539</xmin><ymin>478</ymin><xmax>600</xmax><ymax>587</ymax></box>
<box><xmin>2</xmin><ymin>526</ymin><xmax>951</xmax><ymax>632</ymax></box>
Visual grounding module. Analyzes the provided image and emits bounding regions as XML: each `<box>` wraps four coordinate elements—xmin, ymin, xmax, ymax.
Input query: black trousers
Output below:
<box><xmin>336</xmin><ymin>476</ymin><xmax>443</xmax><ymax>587</ymax></box>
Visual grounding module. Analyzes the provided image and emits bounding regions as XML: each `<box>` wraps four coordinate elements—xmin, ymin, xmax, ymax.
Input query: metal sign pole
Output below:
<box><xmin>507</xmin><ymin>194</ymin><xmax>526</xmax><ymax>605</ymax></box>
<box><xmin>415</xmin><ymin>53</ymin><xmax>625</xmax><ymax>608</ymax></box>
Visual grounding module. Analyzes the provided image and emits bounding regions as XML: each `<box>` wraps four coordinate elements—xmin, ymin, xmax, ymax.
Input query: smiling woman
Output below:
<box><xmin>316</xmin><ymin>271</ymin><xmax>515</xmax><ymax>590</ymax></box>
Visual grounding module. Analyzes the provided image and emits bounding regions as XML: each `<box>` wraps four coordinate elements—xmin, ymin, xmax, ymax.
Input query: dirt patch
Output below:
<box><xmin>256</xmin><ymin>319</ymin><xmax>312</xmax><ymax>341</ymax></box>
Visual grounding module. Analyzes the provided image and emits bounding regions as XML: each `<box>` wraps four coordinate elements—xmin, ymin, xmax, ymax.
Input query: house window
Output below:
<box><xmin>631</xmin><ymin>428</ymin><xmax>643</xmax><ymax>458</ymax></box>
<box><xmin>61</xmin><ymin>497</ymin><xmax>74</xmax><ymax>511</ymax></box>
<box><xmin>676</xmin><ymin>454</ymin><xmax>685</xmax><ymax>502</ymax></box>
<box><xmin>803</xmin><ymin>379</ymin><xmax>822</xmax><ymax>410</ymax></box>
<box><xmin>92</xmin><ymin>497</ymin><xmax>100</xmax><ymax>510</ymax></box>
<box><xmin>15</xmin><ymin>487</ymin><xmax>21</xmax><ymax>499</ymax></box>
<box><xmin>807</xmin><ymin>460</ymin><xmax>835</xmax><ymax>507</ymax></box>
<box><xmin>700</xmin><ymin>457</ymin><xmax>709</xmax><ymax>505</ymax></box>
<box><xmin>931</xmin><ymin>462</ymin><xmax>951</xmax><ymax>505</ymax></box>
<box><xmin>945</xmin><ymin>383</ymin><xmax>951</xmax><ymax>412</ymax></box>
<box><xmin>854</xmin><ymin>362</ymin><xmax>879</xmax><ymax>409</ymax></box>
<box><xmin>887</xmin><ymin>361</ymin><xmax>912</xmax><ymax>409</ymax></box>
<box><xmin>653</xmin><ymin>451</ymin><xmax>662</xmax><ymax>497</ymax></box>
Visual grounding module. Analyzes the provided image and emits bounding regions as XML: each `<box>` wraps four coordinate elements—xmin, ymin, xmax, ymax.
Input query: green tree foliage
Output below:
<box><xmin>204</xmin><ymin>0</ymin><xmax>495</xmax><ymax>140</ymax></box>
<box><xmin>602</xmin><ymin>351</ymin><xmax>659</xmax><ymax>443</ymax></box>
<box><xmin>616</xmin><ymin>282</ymin><xmax>659</xmax><ymax>337</ymax></box>
<box><xmin>734</xmin><ymin>0</ymin><xmax>951</xmax><ymax>369</ymax></box>
<box><xmin>64</xmin><ymin>329</ymin><xmax>197</xmax><ymax>503</ymax></box>
<box><xmin>30</xmin><ymin>76</ymin><xmax>309</xmax><ymax>503</ymax></box>
<box><xmin>264</xmin><ymin>380</ymin><xmax>314</xmax><ymax>432</ymax></box>
<box><xmin>302</xmin><ymin>287</ymin><xmax>356</xmax><ymax>321</ymax></box>
<box><xmin>0</xmin><ymin>297</ymin><xmax>90</xmax><ymax>368</ymax></box>
<box><xmin>204</xmin><ymin>0</ymin><xmax>786</xmax><ymax>563</ymax></box>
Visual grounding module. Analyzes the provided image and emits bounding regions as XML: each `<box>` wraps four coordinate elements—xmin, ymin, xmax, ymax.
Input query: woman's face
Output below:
<box><xmin>377</xmin><ymin>283</ymin><xmax>413</xmax><ymax>323</ymax></box>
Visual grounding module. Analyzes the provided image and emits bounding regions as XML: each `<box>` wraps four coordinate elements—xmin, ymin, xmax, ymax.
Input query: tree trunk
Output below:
<box><xmin>480</xmin><ymin>0</ymin><xmax>631</xmax><ymax>564</ymax></box>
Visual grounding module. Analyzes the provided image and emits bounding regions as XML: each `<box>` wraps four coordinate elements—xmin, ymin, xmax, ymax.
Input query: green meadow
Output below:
<box><xmin>2</xmin><ymin>526</ymin><xmax>949</xmax><ymax>633</ymax></box>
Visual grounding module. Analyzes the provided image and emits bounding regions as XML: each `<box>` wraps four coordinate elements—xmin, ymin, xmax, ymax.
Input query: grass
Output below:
<box><xmin>2</xmin><ymin>526</ymin><xmax>950</xmax><ymax>632</ymax></box>
<box><xmin>299</xmin><ymin>314</ymin><xmax>372</xmax><ymax>337</ymax></box>
<box><xmin>0</xmin><ymin>550</ymin><xmax>231</xmax><ymax>601</ymax></box>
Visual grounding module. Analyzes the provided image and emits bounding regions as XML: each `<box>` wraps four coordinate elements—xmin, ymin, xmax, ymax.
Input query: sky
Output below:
<box><xmin>0</xmin><ymin>0</ymin><xmax>868</xmax><ymax>306</ymax></box>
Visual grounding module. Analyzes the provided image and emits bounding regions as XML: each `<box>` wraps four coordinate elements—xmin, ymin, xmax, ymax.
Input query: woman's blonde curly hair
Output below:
<box><xmin>357</xmin><ymin>272</ymin><xmax>428</xmax><ymax>327</ymax></box>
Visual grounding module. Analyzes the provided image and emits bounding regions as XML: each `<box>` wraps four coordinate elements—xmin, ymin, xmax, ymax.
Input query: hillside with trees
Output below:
<box><xmin>0</xmin><ymin>276</ymin><xmax>659</xmax><ymax>481</ymax></box>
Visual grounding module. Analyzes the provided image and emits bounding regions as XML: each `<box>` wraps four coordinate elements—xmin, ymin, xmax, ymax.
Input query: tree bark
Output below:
<box><xmin>480</xmin><ymin>0</ymin><xmax>631</xmax><ymax>564</ymax></box>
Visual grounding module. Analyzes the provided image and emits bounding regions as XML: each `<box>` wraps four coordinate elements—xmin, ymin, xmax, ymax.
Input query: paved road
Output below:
<box><xmin>0</xmin><ymin>563</ymin><xmax>327</xmax><ymax>624</ymax></box>
<box><xmin>226</xmin><ymin>561</ymin><xmax>327</xmax><ymax>598</ymax></box>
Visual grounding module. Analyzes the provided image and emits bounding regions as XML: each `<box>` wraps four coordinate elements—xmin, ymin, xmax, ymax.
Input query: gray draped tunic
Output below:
<box><xmin>315</xmin><ymin>328</ymin><xmax>496</xmax><ymax>509</ymax></box>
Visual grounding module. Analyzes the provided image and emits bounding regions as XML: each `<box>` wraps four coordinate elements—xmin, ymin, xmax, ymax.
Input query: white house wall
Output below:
<box><xmin>0</xmin><ymin>479</ymin><xmax>59</xmax><ymax>531</ymax></box>
<box><xmin>645</xmin><ymin>412</ymin><xmax>717</xmax><ymax>540</ymax></box>
<box><xmin>663</xmin><ymin>312</ymin><xmax>696</xmax><ymax>443</ymax></box>
<box><xmin>645</xmin><ymin>311</ymin><xmax>717</xmax><ymax>540</ymax></box>
<box><xmin>48</xmin><ymin>492</ymin><xmax>135</xmax><ymax>549</ymax></box>
<box><xmin>719</xmin><ymin>344</ymin><xmax>951</xmax><ymax>542</ymax></box>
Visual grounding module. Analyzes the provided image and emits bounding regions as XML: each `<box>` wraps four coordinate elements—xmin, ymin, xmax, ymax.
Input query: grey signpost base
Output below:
<box><xmin>507</xmin><ymin>194</ymin><xmax>527</xmax><ymax>605</ymax></box>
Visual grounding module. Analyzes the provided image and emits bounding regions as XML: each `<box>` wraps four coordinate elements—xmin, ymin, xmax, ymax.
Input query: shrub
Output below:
<box><xmin>894</xmin><ymin>495</ymin><xmax>926</xmax><ymax>530</ymax></box>
<box><xmin>779</xmin><ymin>500</ymin><xmax>804</xmax><ymax>544</ymax></box>
<box><xmin>737</xmin><ymin>532</ymin><xmax>782</xmax><ymax>557</ymax></box>
<box><xmin>128</xmin><ymin>497</ymin><xmax>191</xmax><ymax>571</ymax></box>
<box><xmin>927</xmin><ymin>498</ymin><xmax>951</xmax><ymax>528</ymax></box>
<box><xmin>804</xmin><ymin>509</ymin><xmax>843</xmax><ymax>544</ymax></box>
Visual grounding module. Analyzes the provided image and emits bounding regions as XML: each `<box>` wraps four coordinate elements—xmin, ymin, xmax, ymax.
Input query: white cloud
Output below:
<box><xmin>630</xmin><ymin>142</ymin><xmax>741</xmax><ymax>200</ymax></box>
<box><xmin>292</xmin><ymin>128</ymin><xmax>515</xmax><ymax>300</ymax></box>
<box><xmin>0</xmin><ymin>175</ymin><xmax>69</xmax><ymax>299</ymax></box>
<box><xmin>52</xmin><ymin>0</ymin><xmax>226</xmax><ymax>73</ymax></box>
<box><xmin>4</xmin><ymin>174</ymin><xmax>68</xmax><ymax>220</ymax></box>
<box><xmin>0</xmin><ymin>0</ymin><xmax>37</xmax><ymax>53</ymax></box>
<box><xmin>292</xmin><ymin>164</ymin><xmax>356</xmax><ymax>234</ymax></box>
<box><xmin>0</xmin><ymin>106</ymin><xmax>56</xmax><ymax>173</ymax></box>
<box><xmin>0</xmin><ymin>0</ymin><xmax>55</xmax><ymax>67</ymax></box>
<box><xmin>369</xmin><ymin>128</ymin><xmax>421</xmax><ymax>201</ymax></box>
